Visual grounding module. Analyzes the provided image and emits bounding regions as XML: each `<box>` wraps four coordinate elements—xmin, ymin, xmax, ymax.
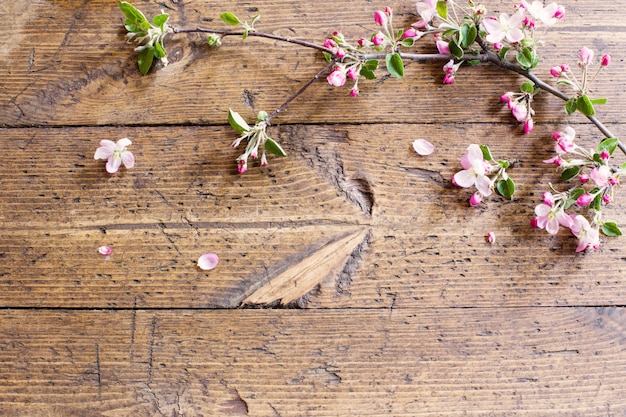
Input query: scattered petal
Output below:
<box><xmin>487</xmin><ymin>232</ymin><xmax>496</xmax><ymax>244</ymax></box>
<box><xmin>412</xmin><ymin>139</ymin><xmax>435</xmax><ymax>156</ymax></box>
<box><xmin>198</xmin><ymin>253</ymin><xmax>219</xmax><ymax>270</ymax></box>
<box><xmin>98</xmin><ymin>245</ymin><xmax>112</xmax><ymax>256</ymax></box>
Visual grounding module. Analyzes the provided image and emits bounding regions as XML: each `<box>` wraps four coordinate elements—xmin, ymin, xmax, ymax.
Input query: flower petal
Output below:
<box><xmin>475</xmin><ymin>175</ymin><xmax>492</xmax><ymax>196</ymax></box>
<box><xmin>97</xmin><ymin>245</ymin><xmax>112</xmax><ymax>256</ymax></box>
<box><xmin>412</xmin><ymin>139</ymin><xmax>435</xmax><ymax>156</ymax></box>
<box><xmin>198</xmin><ymin>253</ymin><xmax>219</xmax><ymax>270</ymax></box>
<box><xmin>106</xmin><ymin>156</ymin><xmax>122</xmax><ymax>173</ymax></box>
<box><xmin>121</xmin><ymin>151</ymin><xmax>135</xmax><ymax>169</ymax></box>
<box><xmin>117</xmin><ymin>138</ymin><xmax>132</xmax><ymax>149</ymax></box>
<box><xmin>453</xmin><ymin>169</ymin><xmax>476</xmax><ymax>188</ymax></box>
<box><xmin>94</xmin><ymin>140</ymin><xmax>116</xmax><ymax>160</ymax></box>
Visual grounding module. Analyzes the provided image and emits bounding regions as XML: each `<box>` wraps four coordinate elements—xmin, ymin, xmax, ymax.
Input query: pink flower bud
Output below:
<box><xmin>579</xmin><ymin>47</ymin><xmax>594</xmax><ymax>65</ymax></box>
<box><xmin>550</xmin><ymin>66</ymin><xmax>562</xmax><ymax>78</ymax></box>
<box><xmin>357</xmin><ymin>37</ymin><xmax>368</xmax><ymax>47</ymax></box>
<box><xmin>500</xmin><ymin>92</ymin><xmax>513</xmax><ymax>103</ymax></box>
<box><xmin>402</xmin><ymin>28</ymin><xmax>418</xmax><ymax>39</ymax></box>
<box><xmin>98</xmin><ymin>245</ymin><xmax>112</xmax><ymax>256</ymax></box>
<box><xmin>511</xmin><ymin>103</ymin><xmax>528</xmax><ymax>122</ymax></box>
<box><xmin>442</xmin><ymin>74</ymin><xmax>455</xmax><ymax>84</ymax></box>
<box><xmin>560</xmin><ymin>64</ymin><xmax>570</xmax><ymax>72</ymax></box>
<box><xmin>469</xmin><ymin>192</ymin><xmax>483</xmax><ymax>207</ymax></box>
<box><xmin>451</xmin><ymin>175</ymin><xmax>459</xmax><ymax>187</ymax></box>
<box><xmin>551</xmin><ymin>130</ymin><xmax>563</xmax><ymax>141</ymax></box>
<box><xmin>601</xmin><ymin>54</ymin><xmax>611</xmax><ymax>67</ymax></box>
<box><xmin>530</xmin><ymin>217</ymin><xmax>540</xmax><ymax>228</ymax></box>
<box><xmin>323</xmin><ymin>39</ymin><xmax>337</xmax><ymax>49</ymax></box>
<box><xmin>600</xmin><ymin>150</ymin><xmax>610</xmax><ymax>160</ymax></box>
<box><xmin>487</xmin><ymin>231</ymin><xmax>496</xmax><ymax>244</ymax></box>
<box><xmin>372</xmin><ymin>32</ymin><xmax>386</xmax><ymax>46</ymax></box>
<box><xmin>327</xmin><ymin>68</ymin><xmax>347</xmax><ymax>87</ymax></box>
<box><xmin>603</xmin><ymin>195</ymin><xmax>612</xmax><ymax>204</ymax></box>
<box><xmin>576</xmin><ymin>193</ymin><xmax>593</xmax><ymax>206</ymax></box>
<box><xmin>261</xmin><ymin>153</ymin><xmax>268</xmax><ymax>167</ymax></box>
<box><xmin>436</xmin><ymin>40</ymin><xmax>450</xmax><ymax>54</ymax></box>
<box><xmin>542</xmin><ymin>192</ymin><xmax>555</xmax><ymax>206</ymax></box>
<box><xmin>384</xmin><ymin>6</ymin><xmax>392</xmax><ymax>15</ymax></box>
<box><xmin>609</xmin><ymin>176</ymin><xmax>618</xmax><ymax>186</ymax></box>
<box><xmin>493</xmin><ymin>42</ymin><xmax>503</xmax><ymax>51</ymax></box>
<box><xmin>579</xmin><ymin>173</ymin><xmax>589</xmax><ymax>184</ymax></box>
<box><xmin>347</xmin><ymin>67</ymin><xmax>358</xmax><ymax>79</ymax></box>
<box><xmin>523</xmin><ymin>119</ymin><xmax>534</xmax><ymax>134</ymax></box>
<box><xmin>335</xmin><ymin>48</ymin><xmax>346</xmax><ymax>58</ymax></box>
<box><xmin>237</xmin><ymin>160</ymin><xmax>247</xmax><ymax>174</ymax></box>
<box><xmin>553</xmin><ymin>5</ymin><xmax>565</xmax><ymax>19</ymax></box>
<box><xmin>374</xmin><ymin>10</ymin><xmax>388</xmax><ymax>26</ymax></box>
<box><xmin>350</xmin><ymin>88</ymin><xmax>359</xmax><ymax>97</ymax></box>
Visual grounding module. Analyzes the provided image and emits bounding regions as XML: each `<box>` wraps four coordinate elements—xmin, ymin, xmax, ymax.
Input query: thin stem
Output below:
<box><xmin>266</xmin><ymin>61</ymin><xmax>337</xmax><ymax>124</ymax></box>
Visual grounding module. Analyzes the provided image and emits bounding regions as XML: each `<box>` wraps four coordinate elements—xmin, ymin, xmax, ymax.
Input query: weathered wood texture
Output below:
<box><xmin>2</xmin><ymin>0</ymin><xmax>626</xmax><ymax>415</ymax></box>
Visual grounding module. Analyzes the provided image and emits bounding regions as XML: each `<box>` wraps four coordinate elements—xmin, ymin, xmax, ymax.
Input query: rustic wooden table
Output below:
<box><xmin>2</xmin><ymin>0</ymin><xmax>626</xmax><ymax>415</ymax></box>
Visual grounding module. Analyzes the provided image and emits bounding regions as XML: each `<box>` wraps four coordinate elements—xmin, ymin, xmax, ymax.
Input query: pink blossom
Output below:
<box><xmin>600</xmin><ymin>150</ymin><xmax>610</xmax><ymax>161</ymax></box>
<box><xmin>327</xmin><ymin>67</ymin><xmax>347</xmax><ymax>87</ymax></box>
<box><xmin>94</xmin><ymin>138</ymin><xmax>135</xmax><ymax>173</ymax></box>
<box><xmin>553</xmin><ymin>5</ymin><xmax>565</xmax><ymax>19</ymax></box>
<box><xmin>416</xmin><ymin>0</ymin><xmax>438</xmax><ymax>26</ymax></box>
<box><xmin>469</xmin><ymin>192</ymin><xmax>483</xmax><ymax>206</ymax></box>
<box><xmin>198</xmin><ymin>253</ymin><xmax>219</xmax><ymax>270</ymax></box>
<box><xmin>579</xmin><ymin>173</ymin><xmax>589</xmax><ymax>184</ymax></box>
<box><xmin>350</xmin><ymin>88</ymin><xmax>359</xmax><ymax>97</ymax></box>
<box><xmin>374</xmin><ymin>10</ymin><xmax>388</xmax><ymax>26</ymax></box>
<box><xmin>542</xmin><ymin>191</ymin><xmax>555</xmax><ymax>206</ymax></box>
<box><xmin>412</xmin><ymin>139</ymin><xmax>435</xmax><ymax>156</ymax></box>
<box><xmin>533</xmin><ymin>203</ymin><xmax>573</xmax><ymax>235</ymax></box>
<box><xmin>347</xmin><ymin>67</ymin><xmax>358</xmax><ymax>80</ymax></box>
<box><xmin>453</xmin><ymin>144</ymin><xmax>492</xmax><ymax>196</ymax></box>
<box><xmin>543</xmin><ymin>156</ymin><xmax>563</xmax><ymax>166</ymax></box>
<box><xmin>500</xmin><ymin>92</ymin><xmax>513</xmax><ymax>103</ymax></box>
<box><xmin>560</xmin><ymin>63</ymin><xmax>570</xmax><ymax>72</ymax></box>
<box><xmin>579</xmin><ymin>47</ymin><xmax>594</xmax><ymax>65</ymax></box>
<box><xmin>553</xmin><ymin>126</ymin><xmax>576</xmax><ymax>154</ymax></box>
<box><xmin>372</xmin><ymin>32</ymin><xmax>386</xmax><ymax>46</ymax></box>
<box><xmin>493</xmin><ymin>42</ymin><xmax>504</xmax><ymax>51</ymax></box>
<box><xmin>576</xmin><ymin>193</ymin><xmax>593</xmax><ymax>207</ymax></box>
<box><xmin>521</xmin><ymin>0</ymin><xmax>561</xmax><ymax>25</ymax></box>
<box><xmin>237</xmin><ymin>159</ymin><xmax>247</xmax><ymax>174</ymax></box>
<box><xmin>442</xmin><ymin>74</ymin><xmax>455</xmax><ymax>84</ymax></box>
<box><xmin>603</xmin><ymin>195</ymin><xmax>612</xmax><ymax>204</ymax></box>
<box><xmin>569</xmin><ymin>215</ymin><xmax>600</xmax><ymax>252</ymax></box>
<box><xmin>523</xmin><ymin>118</ymin><xmax>534</xmax><ymax>134</ymax></box>
<box><xmin>601</xmin><ymin>54</ymin><xmax>611</xmax><ymax>67</ymax></box>
<box><xmin>510</xmin><ymin>102</ymin><xmax>528</xmax><ymax>122</ymax></box>
<box><xmin>590</xmin><ymin>165</ymin><xmax>611</xmax><ymax>187</ymax></box>
<box><xmin>402</xmin><ymin>29</ymin><xmax>418</xmax><ymax>39</ymax></box>
<box><xmin>436</xmin><ymin>40</ymin><xmax>450</xmax><ymax>54</ymax></box>
<box><xmin>97</xmin><ymin>245</ymin><xmax>112</xmax><ymax>256</ymax></box>
<box><xmin>550</xmin><ymin>66</ymin><xmax>563</xmax><ymax>78</ymax></box>
<box><xmin>487</xmin><ymin>231</ymin><xmax>496</xmax><ymax>244</ymax></box>
<box><xmin>482</xmin><ymin>10</ymin><xmax>526</xmax><ymax>44</ymax></box>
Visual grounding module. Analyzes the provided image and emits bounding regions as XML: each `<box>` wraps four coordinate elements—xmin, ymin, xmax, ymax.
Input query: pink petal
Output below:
<box><xmin>94</xmin><ymin>140</ymin><xmax>116</xmax><ymax>160</ymax></box>
<box><xmin>475</xmin><ymin>175</ymin><xmax>492</xmax><ymax>196</ymax></box>
<box><xmin>121</xmin><ymin>151</ymin><xmax>135</xmax><ymax>169</ymax></box>
<box><xmin>106</xmin><ymin>156</ymin><xmax>122</xmax><ymax>173</ymax></box>
<box><xmin>198</xmin><ymin>253</ymin><xmax>219</xmax><ymax>270</ymax></box>
<box><xmin>97</xmin><ymin>245</ymin><xmax>112</xmax><ymax>256</ymax></box>
<box><xmin>412</xmin><ymin>139</ymin><xmax>435</xmax><ymax>156</ymax></box>
<box><xmin>453</xmin><ymin>169</ymin><xmax>476</xmax><ymax>188</ymax></box>
<box><xmin>117</xmin><ymin>138</ymin><xmax>133</xmax><ymax>149</ymax></box>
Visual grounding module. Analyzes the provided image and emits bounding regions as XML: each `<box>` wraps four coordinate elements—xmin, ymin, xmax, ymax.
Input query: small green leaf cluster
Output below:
<box><xmin>220</xmin><ymin>12</ymin><xmax>260</xmax><ymax>40</ymax></box>
<box><xmin>228</xmin><ymin>109</ymin><xmax>286</xmax><ymax>173</ymax></box>
<box><xmin>564</xmin><ymin>94</ymin><xmax>606</xmax><ymax>117</ymax></box>
<box><xmin>480</xmin><ymin>145</ymin><xmax>516</xmax><ymax>200</ymax></box>
<box><xmin>119</xmin><ymin>2</ymin><xmax>171</xmax><ymax>75</ymax></box>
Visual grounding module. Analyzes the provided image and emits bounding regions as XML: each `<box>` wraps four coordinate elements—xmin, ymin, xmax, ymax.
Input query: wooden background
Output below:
<box><xmin>2</xmin><ymin>0</ymin><xmax>626</xmax><ymax>415</ymax></box>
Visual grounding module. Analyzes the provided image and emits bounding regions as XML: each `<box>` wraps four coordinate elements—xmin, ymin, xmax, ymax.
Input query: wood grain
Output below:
<box><xmin>1</xmin><ymin>308</ymin><xmax>625</xmax><ymax>416</ymax></box>
<box><xmin>2</xmin><ymin>0</ymin><xmax>626</xmax><ymax>414</ymax></box>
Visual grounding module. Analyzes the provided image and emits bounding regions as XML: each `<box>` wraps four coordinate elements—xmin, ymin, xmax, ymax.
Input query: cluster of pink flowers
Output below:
<box><xmin>533</xmin><ymin>126</ymin><xmax>624</xmax><ymax>252</ymax></box>
<box><xmin>452</xmin><ymin>144</ymin><xmax>513</xmax><ymax>206</ymax></box>
<box><xmin>499</xmin><ymin>89</ymin><xmax>535</xmax><ymax>133</ymax></box>
<box><xmin>550</xmin><ymin>46</ymin><xmax>610</xmax><ymax>95</ymax></box>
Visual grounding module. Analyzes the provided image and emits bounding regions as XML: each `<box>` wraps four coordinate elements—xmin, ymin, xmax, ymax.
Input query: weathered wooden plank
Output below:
<box><xmin>1</xmin><ymin>308</ymin><xmax>625</xmax><ymax>416</ymax></box>
<box><xmin>1</xmin><ymin>0</ymin><xmax>625</xmax><ymax>126</ymax></box>
<box><xmin>2</xmin><ymin>124</ymin><xmax>625</xmax><ymax>308</ymax></box>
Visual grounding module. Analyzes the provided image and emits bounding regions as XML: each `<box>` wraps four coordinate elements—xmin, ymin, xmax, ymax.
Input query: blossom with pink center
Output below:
<box><xmin>553</xmin><ymin>5</ymin><xmax>565</xmax><ymax>19</ymax></box>
<box><xmin>553</xmin><ymin>126</ymin><xmax>576</xmax><ymax>154</ymax></box>
<box><xmin>327</xmin><ymin>67</ymin><xmax>347</xmax><ymax>87</ymax></box>
<box><xmin>482</xmin><ymin>10</ymin><xmax>526</xmax><ymax>44</ymax></box>
<box><xmin>590</xmin><ymin>165</ymin><xmax>611</xmax><ymax>187</ymax></box>
<box><xmin>521</xmin><ymin>0</ymin><xmax>561</xmax><ymax>26</ymax></box>
<box><xmin>94</xmin><ymin>138</ymin><xmax>135</xmax><ymax>173</ymax></box>
<box><xmin>453</xmin><ymin>144</ymin><xmax>492</xmax><ymax>197</ymax></box>
<box><xmin>510</xmin><ymin>102</ymin><xmax>528</xmax><ymax>122</ymax></box>
<box><xmin>412</xmin><ymin>139</ymin><xmax>435</xmax><ymax>156</ymax></box>
<box><xmin>569</xmin><ymin>215</ymin><xmax>600</xmax><ymax>252</ymax></box>
<box><xmin>533</xmin><ymin>203</ymin><xmax>573</xmax><ymax>234</ymax></box>
<box><xmin>198</xmin><ymin>253</ymin><xmax>219</xmax><ymax>270</ymax></box>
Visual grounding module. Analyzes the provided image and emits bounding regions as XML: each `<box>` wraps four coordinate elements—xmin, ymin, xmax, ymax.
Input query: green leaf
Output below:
<box><xmin>520</xmin><ymin>81</ymin><xmax>534</xmax><ymax>94</ymax></box>
<box><xmin>364</xmin><ymin>59</ymin><xmax>379</xmax><ymax>71</ymax></box>
<box><xmin>400</xmin><ymin>38</ymin><xmax>415</xmax><ymax>47</ymax></box>
<box><xmin>220</xmin><ymin>12</ymin><xmax>241</xmax><ymax>26</ymax></box>
<box><xmin>599</xmin><ymin>137</ymin><xmax>618</xmax><ymax>155</ymax></box>
<box><xmin>264</xmin><ymin>137</ymin><xmax>287</xmax><ymax>157</ymax></box>
<box><xmin>565</xmin><ymin>98</ymin><xmax>578</xmax><ymax>115</ymax></box>
<box><xmin>577</xmin><ymin>94</ymin><xmax>595</xmax><ymax>116</ymax></box>
<box><xmin>436</xmin><ymin>0</ymin><xmax>448</xmax><ymax>19</ymax></box>
<box><xmin>497</xmin><ymin>47</ymin><xmax>510</xmax><ymax>60</ymax></box>
<box><xmin>322</xmin><ymin>51</ymin><xmax>332</xmax><ymax>63</ymax></box>
<box><xmin>479</xmin><ymin>145</ymin><xmax>493</xmax><ymax>161</ymax></box>
<box><xmin>228</xmin><ymin>109</ymin><xmax>251</xmax><ymax>133</ymax></box>
<box><xmin>152</xmin><ymin>13</ymin><xmax>169</xmax><ymax>28</ymax></box>
<box><xmin>590</xmin><ymin>98</ymin><xmax>607</xmax><ymax>105</ymax></box>
<box><xmin>498</xmin><ymin>159</ymin><xmax>510</xmax><ymax>169</ymax></box>
<box><xmin>360</xmin><ymin>67</ymin><xmax>376</xmax><ymax>80</ymax></box>
<box><xmin>386</xmin><ymin>52</ymin><xmax>404</xmax><ymax>78</ymax></box>
<box><xmin>460</xmin><ymin>23</ymin><xmax>477</xmax><ymax>48</ymax></box>
<box><xmin>154</xmin><ymin>41</ymin><xmax>166</xmax><ymax>59</ymax></box>
<box><xmin>561</xmin><ymin>166</ymin><xmax>580</xmax><ymax>182</ymax></box>
<box><xmin>251</xmin><ymin>14</ymin><xmax>261</xmax><ymax>26</ymax></box>
<box><xmin>592</xmin><ymin>194</ymin><xmax>602</xmax><ymax>211</ymax></box>
<box><xmin>516</xmin><ymin>47</ymin><xmax>538</xmax><ymax>70</ymax></box>
<box><xmin>496</xmin><ymin>178</ymin><xmax>515</xmax><ymax>200</ymax></box>
<box><xmin>137</xmin><ymin>46</ymin><xmax>155</xmax><ymax>75</ymax></box>
<box><xmin>569</xmin><ymin>188</ymin><xmax>585</xmax><ymax>200</ymax></box>
<box><xmin>448</xmin><ymin>39</ymin><xmax>463</xmax><ymax>59</ymax></box>
<box><xmin>119</xmin><ymin>2</ymin><xmax>149</xmax><ymax>26</ymax></box>
<box><xmin>602</xmin><ymin>222</ymin><xmax>622</xmax><ymax>237</ymax></box>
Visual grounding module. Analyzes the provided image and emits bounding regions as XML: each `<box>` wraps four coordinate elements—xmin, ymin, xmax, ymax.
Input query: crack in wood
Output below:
<box><xmin>241</xmin><ymin>228</ymin><xmax>370</xmax><ymax>306</ymax></box>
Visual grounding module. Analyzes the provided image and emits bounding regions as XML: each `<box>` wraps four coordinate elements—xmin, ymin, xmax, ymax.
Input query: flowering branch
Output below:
<box><xmin>114</xmin><ymin>1</ymin><xmax>624</xmax><ymax>253</ymax></box>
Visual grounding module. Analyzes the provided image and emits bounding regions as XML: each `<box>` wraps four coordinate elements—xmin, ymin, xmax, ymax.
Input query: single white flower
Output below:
<box><xmin>94</xmin><ymin>138</ymin><xmax>135</xmax><ymax>173</ymax></box>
